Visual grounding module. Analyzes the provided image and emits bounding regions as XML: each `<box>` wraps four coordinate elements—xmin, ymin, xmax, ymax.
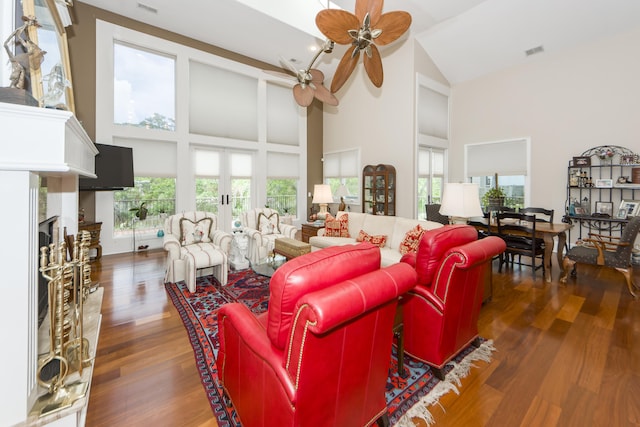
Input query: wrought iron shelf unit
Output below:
<box><xmin>565</xmin><ymin>145</ymin><xmax>639</xmax><ymax>242</ymax></box>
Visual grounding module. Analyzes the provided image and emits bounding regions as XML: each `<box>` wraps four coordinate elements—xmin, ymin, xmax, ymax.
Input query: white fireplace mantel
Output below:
<box><xmin>0</xmin><ymin>102</ymin><xmax>98</xmax><ymax>427</ymax></box>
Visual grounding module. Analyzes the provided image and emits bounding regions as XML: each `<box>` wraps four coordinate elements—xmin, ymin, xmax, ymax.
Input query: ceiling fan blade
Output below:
<box><xmin>293</xmin><ymin>84</ymin><xmax>315</xmax><ymax>107</ymax></box>
<box><xmin>308</xmin><ymin>69</ymin><xmax>325</xmax><ymax>85</ymax></box>
<box><xmin>375</xmin><ymin>12</ymin><xmax>412</xmax><ymax>45</ymax></box>
<box><xmin>363</xmin><ymin>45</ymin><xmax>383</xmax><ymax>88</ymax></box>
<box><xmin>313</xmin><ymin>83</ymin><xmax>339</xmax><ymax>106</ymax></box>
<box><xmin>355</xmin><ymin>0</ymin><xmax>383</xmax><ymax>26</ymax></box>
<box><xmin>263</xmin><ymin>69</ymin><xmax>297</xmax><ymax>82</ymax></box>
<box><xmin>316</xmin><ymin>10</ymin><xmax>359</xmax><ymax>45</ymax></box>
<box><xmin>331</xmin><ymin>48</ymin><xmax>360</xmax><ymax>93</ymax></box>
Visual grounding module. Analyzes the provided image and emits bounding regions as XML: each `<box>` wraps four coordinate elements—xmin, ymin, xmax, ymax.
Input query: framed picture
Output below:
<box><xmin>574</xmin><ymin>203</ymin><xmax>587</xmax><ymax>216</ymax></box>
<box><xmin>618</xmin><ymin>200</ymin><xmax>640</xmax><ymax>217</ymax></box>
<box><xmin>616</xmin><ymin>209</ymin><xmax>628</xmax><ymax>220</ymax></box>
<box><xmin>594</xmin><ymin>179</ymin><xmax>613</xmax><ymax>188</ymax></box>
<box><xmin>595</xmin><ymin>201</ymin><xmax>613</xmax><ymax>216</ymax></box>
<box><xmin>573</xmin><ymin>156</ymin><xmax>591</xmax><ymax>167</ymax></box>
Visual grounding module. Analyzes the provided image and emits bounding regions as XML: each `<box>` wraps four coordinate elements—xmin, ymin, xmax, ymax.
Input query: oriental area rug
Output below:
<box><xmin>165</xmin><ymin>271</ymin><xmax>495</xmax><ymax>427</ymax></box>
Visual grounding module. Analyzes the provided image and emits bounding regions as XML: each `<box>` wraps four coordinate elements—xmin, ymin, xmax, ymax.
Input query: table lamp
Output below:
<box><xmin>439</xmin><ymin>183</ymin><xmax>483</xmax><ymax>224</ymax></box>
<box><xmin>312</xmin><ymin>184</ymin><xmax>333</xmax><ymax>220</ymax></box>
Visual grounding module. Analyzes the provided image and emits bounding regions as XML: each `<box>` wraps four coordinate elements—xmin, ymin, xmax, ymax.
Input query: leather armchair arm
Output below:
<box><xmin>297</xmin><ymin>263</ymin><xmax>417</xmax><ymax>334</ymax></box>
<box><xmin>163</xmin><ymin>234</ymin><xmax>181</xmax><ymax>259</ymax></box>
<box><xmin>399</xmin><ymin>252</ymin><xmax>417</xmax><ymax>268</ymax></box>
<box><xmin>408</xmin><ymin>284</ymin><xmax>445</xmax><ymax>313</ymax></box>
<box><xmin>217</xmin><ymin>303</ymin><xmax>296</xmax><ymax>402</ymax></box>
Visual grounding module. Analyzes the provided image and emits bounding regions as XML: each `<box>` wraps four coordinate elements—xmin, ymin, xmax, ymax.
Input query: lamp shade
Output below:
<box><xmin>439</xmin><ymin>183</ymin><xmax>483</xmax><ymax>219</ymax></box>
<box><xmin>312</xmin><ymin>184</ymin><xmax>333</xmax><ymax>204</ymax></box>
<box><xmin>334</xmin><ymin>184</ymin><xmax>350</xmax><ymax>198</ymax></box>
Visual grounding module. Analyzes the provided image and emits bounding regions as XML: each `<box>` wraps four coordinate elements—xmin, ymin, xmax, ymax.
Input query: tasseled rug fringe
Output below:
<box><xmin>393</xmin><ymin>340</ymin><xmax>496</xmax><ymax>427</ymax></box>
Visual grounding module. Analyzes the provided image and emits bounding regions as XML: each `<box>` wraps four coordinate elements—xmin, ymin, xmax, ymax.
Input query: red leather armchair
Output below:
<box><xmin>216</xmin><ymin>243</ymin><xmax>417</xmax><ymax>427</ymax></box>
<box><xmin>400</xmin><ymin>225</ymin><xmax>506</xmax><ymax>379</ymax></box>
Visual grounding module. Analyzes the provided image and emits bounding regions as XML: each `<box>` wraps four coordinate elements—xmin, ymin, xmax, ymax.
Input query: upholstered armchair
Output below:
<box><xmin>400</xmin><ymin>225</ymin><xmax>506</xmax><ymax>379</ymax></box>
<box><xmin>240</xmin><ymin>208</ymin><xmax>297</xmax><ymax>265</ymax></box>
<box><xmin>216</xmin><ymin>243</ymin><xmax>417</xmax><ymax>427</ymax></box>
<box><xmin>560</xmin><ymin>215</ymin><xmax>640</xmax><ymax>298</ymax></box>
<box><xmin>163</xmin><ymin>211</ymin><xmax>232</xmax><ymax>291</ymax></box>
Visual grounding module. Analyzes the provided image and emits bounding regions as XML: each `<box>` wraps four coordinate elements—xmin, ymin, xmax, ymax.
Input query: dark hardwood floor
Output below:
<box><xmin>86</xmin><ymin>248</ymin><xmax>640</xmax><ymax>427</ymax></box>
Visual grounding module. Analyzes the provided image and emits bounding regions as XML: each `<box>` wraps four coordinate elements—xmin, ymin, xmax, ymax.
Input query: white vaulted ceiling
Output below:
<box><xmin>77</xmin><ymin>0</ymin><xmax>640</xmax><ymax>85</ymax></box>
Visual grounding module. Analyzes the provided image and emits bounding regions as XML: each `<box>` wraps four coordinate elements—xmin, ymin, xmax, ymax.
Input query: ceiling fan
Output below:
<box><xmin>265</xmin><ymin>39</ymin><xmax>339</xmax><ymax>107</ymax></box>
<box><xmin>316</xmin><ymin>0</ymin><xmax>411</xmax><ymax>93</ymax></box>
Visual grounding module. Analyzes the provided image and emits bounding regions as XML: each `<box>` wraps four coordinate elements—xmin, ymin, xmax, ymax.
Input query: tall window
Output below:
<box><xmin>114</xmin><ymin>42</ymin><xmax>175</xmax><ymax>130</ymax></box>
<box><xmin>417</xmin><ymin>147</ymin><xmax>445</xmax><ymax>219</ymax></box>
<box><xmin>113</xmin><ymin>138</ymin><xmax>177</xmax><ymax>236</ymax></box>
<box><xmin>324</xmin><ymin>149</ymin><xmax>360</xmax><ymax>207</ymax></box>
<box><xmin>113</xmin><ymin>177</ymin><xmax>176</xmax><ymax>236</ymax></box>
<box><xmin>466</xmin><ymin>138</ymin><xmax>530</xmax><ymax>210</ymax></box>
<box><xmin>267</xmin><ymin>152</ymin><xmax>298</xmax><ymax>215</ymax></box>
<box><xmin>416</xmin><ymin>75</ymin><xmax>449</xmax><ymax>220</ymax></box>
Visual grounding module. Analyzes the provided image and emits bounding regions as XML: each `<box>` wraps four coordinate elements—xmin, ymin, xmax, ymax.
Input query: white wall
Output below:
<box><xmin>323</xmin><ymin>38</ymin><xmax>450</xmax><ymax>218</ymax></box>
<box><xmin>450</xmin><ymin>27</ymin><xmax>640</xmax><ymax>219</ymax></box>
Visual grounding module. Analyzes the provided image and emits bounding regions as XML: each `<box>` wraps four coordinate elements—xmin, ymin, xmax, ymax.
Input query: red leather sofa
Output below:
<box><xmin>216</xmin><ymin>242</ymin><xmax>417</xmax><ymax>427</ymax></box>
<box><xmin>400</xmin><ymin>225</ymin><xmax>506</xmax><ymax>379</ymax></box>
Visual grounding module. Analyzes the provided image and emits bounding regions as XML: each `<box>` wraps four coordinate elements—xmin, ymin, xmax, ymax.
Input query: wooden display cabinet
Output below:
<box><xmin>362</xmin><ymin>164</ymin><xmax>396</xmax><ymax>216</ymax></box>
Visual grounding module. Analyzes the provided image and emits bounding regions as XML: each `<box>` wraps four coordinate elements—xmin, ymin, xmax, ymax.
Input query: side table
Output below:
<box><xmin>230</xmin><ymin>231</ymin><xmax>250</xmax><ymax>270</ymax></box>
<box><xmin>78</xmin><ymin>221</ymin><xmax>102</xmax><ymax>260</ymax></box>
<box><xmin>301</xmin><ymin>222</ymin><xmax>324</xmax><ymax>243</ymax></box>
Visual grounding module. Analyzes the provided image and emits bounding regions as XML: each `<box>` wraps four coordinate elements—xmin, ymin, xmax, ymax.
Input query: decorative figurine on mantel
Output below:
<box><xmin>1</xmin><ymin>15</ymin><xmax>45</xmax><ymax>106</ymax></box>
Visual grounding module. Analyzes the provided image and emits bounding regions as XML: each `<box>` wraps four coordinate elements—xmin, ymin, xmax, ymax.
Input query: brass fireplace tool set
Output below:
<box><xmin>31</xmin><ymin>230</ymin><xmax>94</xmax><ymax>417</ymax></box>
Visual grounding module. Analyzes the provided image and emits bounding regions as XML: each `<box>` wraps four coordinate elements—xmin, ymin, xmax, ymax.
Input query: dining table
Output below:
<box><xmin>471</xmin><ymin>219</ymin><xmax>573</xmax><ymax>283</ymax></box>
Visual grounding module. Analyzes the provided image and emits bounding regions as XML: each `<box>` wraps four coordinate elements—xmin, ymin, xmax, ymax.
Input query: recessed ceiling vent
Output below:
<box><xmin>525</xmin><ymin>45</ymin><xmax>544</xmax><ymax>57</ymax></box>
<box><xmin>137</xmin><ymin>2</ymin><xmax>158</xmax><ymax>14</ymax></box>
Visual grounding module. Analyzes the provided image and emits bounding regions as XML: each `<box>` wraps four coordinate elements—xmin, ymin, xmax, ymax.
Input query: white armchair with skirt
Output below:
<box><xmin>240</xmin><ymin>208</ymin><xmax>297</xmax><ymax>265</ymax></box>
<box><xmin>163</xmin><ymin>211</ymin><xmax>232</xmax><ymax>292</ymax></box>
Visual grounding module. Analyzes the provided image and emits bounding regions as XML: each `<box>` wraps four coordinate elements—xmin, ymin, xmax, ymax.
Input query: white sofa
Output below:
<box><xmin>309</xmin><ymin>211</ymin><xmax>444</xmax><ymax>266</ymax></box>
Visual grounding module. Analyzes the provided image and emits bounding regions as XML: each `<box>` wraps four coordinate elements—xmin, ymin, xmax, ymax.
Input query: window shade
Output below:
<box><xmin>193</xmin><ymin>149</ymin><xmax>220</xmax><ymax>177</ymax></box>
<box><xmin>266</xmin><ymin>82</ymin><xmax>299</xmax><ymax>146</ymax></box>
<box><xmin>466</xmin><ymin>139</ymin><xmax>528</xmax><ymax>177</ymax></box>
<box><xmin>417</xmin><ymin>85</ymin><xmax>448</xmax><ymax>139</ymax></box>
<box><xmin>267</xmin><ymin>152</ymin><xmax>299</xmax><ymax>178</ymax></box>
<box><xmin>114</xmin><ymin>138</ymin><xmax>176</xmax><ymax>177</ymax></box>
<box><xmin>324</xmin><ymin>149</ymin><xmax>358</xmax><ymax>177</ymax></box>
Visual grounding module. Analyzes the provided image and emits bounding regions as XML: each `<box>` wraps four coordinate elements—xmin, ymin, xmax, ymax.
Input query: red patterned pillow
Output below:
<box><xmin>325</xmin><ymin>213</ymin><xmax>350</xmax><ymax>237</ymax></box>
<box><xmin>356</xmin><ymin>229</ymin><xmax>387</xmax><ymax>248</ymax></box>
<box><xmin>399</xmin><ymin>224</ymin><xmax>425</xmax><ymax>255</ymax></box>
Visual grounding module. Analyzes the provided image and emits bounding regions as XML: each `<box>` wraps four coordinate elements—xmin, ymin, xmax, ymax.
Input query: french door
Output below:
<box><xmin>194</xmin><ymin>148</ymin><xmax>253</xmax><ymax>232</ymax></box>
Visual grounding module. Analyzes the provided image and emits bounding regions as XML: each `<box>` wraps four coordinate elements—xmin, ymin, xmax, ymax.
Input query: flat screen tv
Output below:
<box><xmin>79</xmin><ymin>143</ymin><xmax>134</xmax><ymax>191</ymax></box>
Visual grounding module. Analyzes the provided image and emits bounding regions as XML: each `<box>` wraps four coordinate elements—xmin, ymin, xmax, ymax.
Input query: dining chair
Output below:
<box><xmin>425</xmin><ymin>203</ymin><xmax>449</xmax><ymax>225</ymax></box>
<box><xmin>496</xmin><ymin>212</ymin><xmax>545</xmax><ymax>280</ymax></box>
<box><xmin>520</xmin><ymin>207</ymin><xmax>554</xmax><ymax>223</ymax></box>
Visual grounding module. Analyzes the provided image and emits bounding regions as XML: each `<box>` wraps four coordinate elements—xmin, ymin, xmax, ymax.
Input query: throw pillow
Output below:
<box><xmin>179</xmin><ymin>217</ymin><xmax>213</xmax><ymax>246</ymax></box>
<box><xmin>325</xmin><ymin>213</ymin><xmax>350</xmax><ymax>237</ymax></box>
<box><xmin>399</xmin><ymin>224</ymin><xmax>425</xmax><ymax>255</ymax></box>
<box><xmin>356</xmin><ymin>229</ymin><xmax>387</xmax><ymax>248</ymax></box>
<box><xmin>258</xmin><ymin>212</ymin><xmax>280</xmax><ymax>235</ymax></box>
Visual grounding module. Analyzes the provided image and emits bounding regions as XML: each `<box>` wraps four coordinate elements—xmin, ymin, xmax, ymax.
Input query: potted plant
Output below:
<box><xmin>482</xmin><ymin>187</ymin><xmax>507</xmax><ymax>211</ymax></box>
<box><xmin>129</xmin><ymin>202</ymin><xmax>148</xmax><ymax>221</ymax></box>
